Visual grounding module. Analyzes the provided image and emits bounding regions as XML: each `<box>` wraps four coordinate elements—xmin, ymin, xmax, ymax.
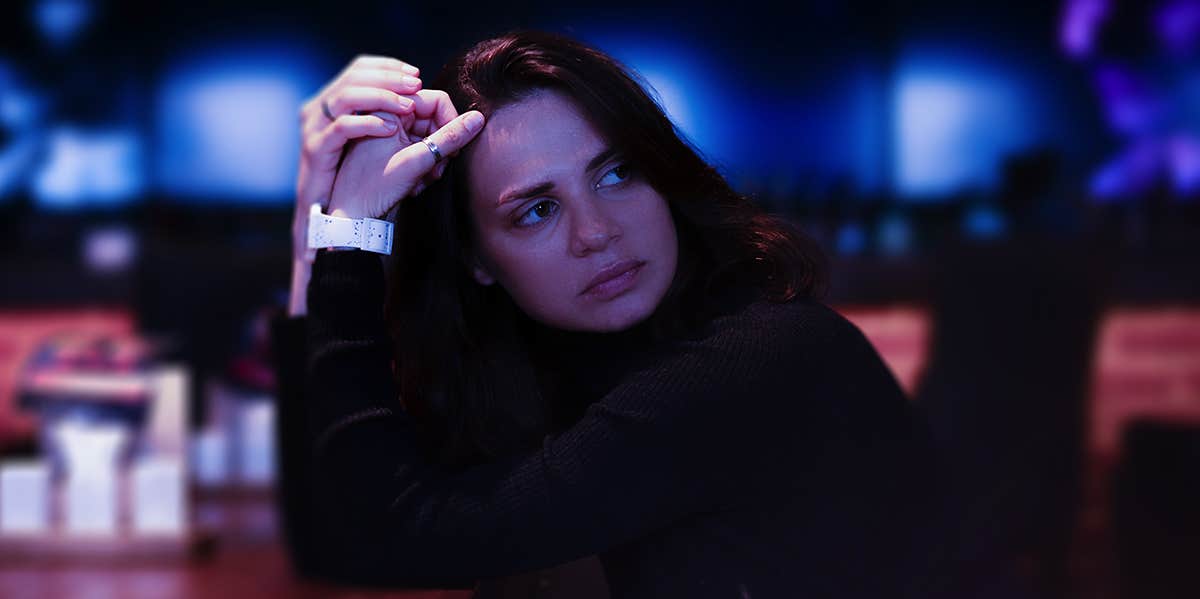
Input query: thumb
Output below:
<box><xmin>395</xmin><ymin>110</ymin><xmax>486</xmax><ymax>180</ymax></box>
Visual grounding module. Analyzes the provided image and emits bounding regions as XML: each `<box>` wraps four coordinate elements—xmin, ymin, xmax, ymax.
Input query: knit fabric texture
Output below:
<box><xmin>298</xmin><ymin>248</ymin><xmax>942</xmax><ymax>598</ymax></box>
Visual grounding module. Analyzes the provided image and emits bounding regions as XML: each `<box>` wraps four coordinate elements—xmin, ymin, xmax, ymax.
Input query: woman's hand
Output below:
<box><xmin>290</xmin><ymin>54</ymin><xmax>426</xmax><ymax>316</ymax></box>
<box><xmin>293</xmin><ymin>55</ymin><xmax>424</xmax><ymax>255</ymax></box>
<box><xmin>327</xmin><ymin>89</ymin><xmax>485</xmax><ymax>220</ymax></box>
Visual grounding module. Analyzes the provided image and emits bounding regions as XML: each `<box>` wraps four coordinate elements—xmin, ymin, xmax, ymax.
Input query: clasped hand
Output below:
<box><xmin>293</xmin><ymin>54</ymin><xmax>486</xmax><ymax>252</ymax></box>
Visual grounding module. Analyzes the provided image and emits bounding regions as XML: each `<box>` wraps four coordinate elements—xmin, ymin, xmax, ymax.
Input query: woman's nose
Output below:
<box><xmin>570</xmin><ymin>199</ymin><xmax>622</xmax><ymax>255</ymax></box>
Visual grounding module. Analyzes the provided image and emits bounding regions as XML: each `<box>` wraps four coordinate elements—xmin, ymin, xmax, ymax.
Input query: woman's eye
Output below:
<box><xmin>595</xmin><ymin>163</ymin><xmax>632</xmax><ymax>189</ymax></box>
<box><xmin>514</xmin><ymin>200</ymin><xmax>558</xmax><ymax>228</ymax></box>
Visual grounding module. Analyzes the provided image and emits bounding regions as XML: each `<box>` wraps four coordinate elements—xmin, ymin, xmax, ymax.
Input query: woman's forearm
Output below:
<box><xmin>303</xmin><ymin>247</ymin><xmax>771</xmax><ymax>581</ymax></box>
<box><xmin>289</xmin><ymin>255</ymin><xmax>312</xmax><ymax>317</ymax></box>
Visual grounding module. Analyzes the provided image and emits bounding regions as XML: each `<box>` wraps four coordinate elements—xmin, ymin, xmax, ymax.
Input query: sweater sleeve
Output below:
<box><xmin>304</xmin><ymin>249</ymin><xmax>806</xmax><ymax>584</ymax></box>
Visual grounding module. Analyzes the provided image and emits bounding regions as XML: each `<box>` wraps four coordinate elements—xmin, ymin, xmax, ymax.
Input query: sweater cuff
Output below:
<box><xmin>307</xmin><ymin>249</ymin><xmax>387</xmax><ymax>339</ymax></box>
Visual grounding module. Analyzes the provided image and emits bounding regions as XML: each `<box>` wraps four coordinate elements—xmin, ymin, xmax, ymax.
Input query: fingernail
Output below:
<box><xmin>401</xmin><ymin>64</ymin><xmax>419</xmax><ymax>76</ymax></box>
<box><xmin>401</xmin><ymin>75</ymin><xmax>421</xmax><ymax>88</ymax></box>
<box><xmin>397</xmin><ymin>96</ymin><xmax>414</xmax><ymax>111</ymax></box>
<box><xmin>463</xmin><ymin>112</ymin><xmax>484</xmax><ymax>133</ymax></box>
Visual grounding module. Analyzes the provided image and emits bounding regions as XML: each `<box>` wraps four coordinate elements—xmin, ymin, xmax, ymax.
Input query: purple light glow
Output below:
<box><xmin>1165</xmin><ymin>134</ymin><xmax>1200</xmax><ymax>194</ymax></box>
<box><xmin>1094</xmin><ymin>65</ymin><xmax>1165</xmax><ymax>134</ymax></box>
<box><xmin>1089</xmin><ymin>139</ymin><xmax>1163</xmax><ymax>200</ymax></box>
<box><xmin>1060</xmin><ymin>0</ymin><xmax>1111</xmax><ymax>59</ymax></box>
<box><xmin>1154</xmin><ymin>0</ymin><xmax>1200</xmax><ymax>56</ymax></box>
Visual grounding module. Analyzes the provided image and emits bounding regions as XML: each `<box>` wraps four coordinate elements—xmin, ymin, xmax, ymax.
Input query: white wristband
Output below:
<box><xmin>305</xmin><ymin>203</ymin><xmax>393</xmax><ymax>260</ymax></box>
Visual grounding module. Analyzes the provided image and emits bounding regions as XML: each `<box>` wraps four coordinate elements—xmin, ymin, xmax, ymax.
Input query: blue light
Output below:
<box><xmin>574</xmin><ymin>32</ymin><xmax>735</xmax><ymax>171</ymax></box>
<box><xmin>155</xmin><ymin>43</ymin><xmax>324</xmax><ymax>203</ymax></box>
<box><xmin>835</xmin><ymin>221</ymin><xmax>869</xmax><ymax>256</ymax></box>
<box><xmin>0</xmin><ymin>60</ymin><xmax>45</xmax><ymax>199</ymax></box>
<box><xmin>32</xmin><ymin>126</ymin><xmax>144</xmax><ymax>208</ymax></box>
<box><xmin>1089</xmin><ymin>141</ymin><xmax>1158</xmax><ymax>201</ymax></box>
<box><xmin>847</xmin><ymin>62</ymin><xmax>889</xmax><ymax>194</ymax></box>
<box><xmin>876</xmin><ymin>212</ymin><xmax>914</xmax><ymax>256</ymax></box>
<box><xmin>31</xmin><ymin>0</ymin><xmax>93</xmax><ymax>48</ymax></box>
<box><xmin>566</xmin><ymin>29</ymin><xmax>890</xmax><ymax>197</ymax></box>
<box><xmin>894</xmin><ymin>49</ymin><xmax>1040</xmax><ymax>199</ymax></box>
<box><xmin>962</xmin><ymin>203</ymin><xmax>1009</xmax><ymax>240</ymax></box>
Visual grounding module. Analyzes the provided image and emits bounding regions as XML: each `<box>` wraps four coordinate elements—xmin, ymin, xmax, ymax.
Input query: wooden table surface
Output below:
<box><xmin>0</xmin><ymin>489</ymin><xmax>475</xmax><ymax>599</ymax></box>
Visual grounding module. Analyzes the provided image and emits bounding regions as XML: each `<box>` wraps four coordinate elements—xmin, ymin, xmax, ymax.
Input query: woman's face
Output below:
<box><xmin>464</xmin><ymin>89</ymin><xmax>678</xmax><ymax>333</ymax></box>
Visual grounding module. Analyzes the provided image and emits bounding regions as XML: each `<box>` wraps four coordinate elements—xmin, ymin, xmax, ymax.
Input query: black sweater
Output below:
<box><xmin>273</xmin><ymin>249</ymin><xmax>946</xmax><ymax>598</ymax></box>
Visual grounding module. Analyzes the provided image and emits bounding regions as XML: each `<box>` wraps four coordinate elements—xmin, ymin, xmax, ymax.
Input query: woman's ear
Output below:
<box><xmin>471</xmin><ymin>257</ymin><xmax>496</xmax><ymax>286</ymax></box>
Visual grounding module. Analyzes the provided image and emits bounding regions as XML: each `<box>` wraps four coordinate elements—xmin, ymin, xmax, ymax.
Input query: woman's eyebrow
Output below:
<box><xmin>585</xmin><ymin>147</ymin><xmax>619</xmax><ymax>173</ymax></box>
<box><xmin>498</xmin><ymin>182</ymin><xmax>555</xmax><ymax>208</ymax></box>
<box><xmin>496</xmin><ymin>146</ymin><xmax>620</xmax><ymax>208</ymax></box>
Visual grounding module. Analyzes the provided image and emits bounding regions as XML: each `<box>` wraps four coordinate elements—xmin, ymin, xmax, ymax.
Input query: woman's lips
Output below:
<box><xmin>581</xmin><ymin>262</ymin><xmax>644</xmax><ymax>300</ymax></box>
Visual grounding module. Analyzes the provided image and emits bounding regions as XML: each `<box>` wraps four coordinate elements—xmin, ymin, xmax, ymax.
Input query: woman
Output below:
<box><xmin>275</xmin><ymin>30</ymin><xmax>942</xmax><ymax>598</ymax></box>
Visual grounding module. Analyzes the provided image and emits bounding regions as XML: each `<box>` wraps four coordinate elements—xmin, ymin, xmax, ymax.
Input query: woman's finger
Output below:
<box><xmin>405</xmin><ymin>89</ymin><xmax>462</xmax><ymax>140</ymax></box>
<box><xmin>302</xmin><ymin>70</ymin><xmax>419</xmax><ymax>126</ymax></box>
<box><xmin>303</xmin><ymin>114</ymin><xmax>398</xmax><ymax>162</ymax></box>
<box><xmin>341</xmin><ymin>68</ymin><xmax>422</xmax><ymax>95</ymax></box>
<box><xmin>409</xmin><ymin>89</ymin><xmax>460</xmax><ymax>130</ymax></box>
<box><xmin>350</xmin><ymin>54</ymin><xmax>419</xmax><ymax>76</ymax></box>
<box><xmin>392</xmin><ymin>111</ymin><xmax>485</xmax><ymax>182</ymax></box>
<box><xmin>320</xmin><ymin>86</ymin><xmax>415</xmax><ymax>123</ymax></box>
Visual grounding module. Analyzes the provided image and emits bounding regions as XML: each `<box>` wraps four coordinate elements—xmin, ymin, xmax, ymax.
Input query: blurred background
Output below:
<box><xmin>0</xmin><ymin>0</ymin><xmax>1197</xmax><ymax>597</ymax></box>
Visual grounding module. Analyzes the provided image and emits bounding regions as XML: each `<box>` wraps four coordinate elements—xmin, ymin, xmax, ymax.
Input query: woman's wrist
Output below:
<box><xmin>327</xmin><ymin>202</ymin><xmax>372</xmax><ymax>220</ymax></box>
<box><xmin>288</xmin><ymin>255</ymin><xmax>312</xmax><ymax>317</ymax></box>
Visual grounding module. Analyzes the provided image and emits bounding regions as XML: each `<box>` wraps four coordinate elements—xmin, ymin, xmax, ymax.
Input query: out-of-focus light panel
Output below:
<box><xmin>1060</xmin><ymin>0</ymin><xmax>1111</xmax><ymax>58</ymax></box>
<box><xmin>0</xmin><ymin>61</ymin><xmax>44</xmax><ymax>200</ymax></box>
<box><xmin>893</xmin><ymin>49</ymin><xmax>1040</xmax><ymax>199</ymax></box>
<box><xmin>1166</xmin><ymin>134</ymin><xmax>1200</xmax><ymax>192</ymax></box>
<box><xmin>31</xmin><ymin>0</ymin><xmax>93</xmax><ymax>48</ymax></box>
<box><xmin>1155</xmin><ymin>0</ymin><xmax>1200</xmax><ymax>56</ymax></box>
<box><xmin>962</xmin><ymin>203</ymin><xmax>1009</xmax><ymax>240</ymax></box>
<box><xmin>573</xmin><ymin>30</ymin><xmax>893</xmax><ymax>196</ymax></box>
<box><xmin>577</xmin><ymin>32</ymin><xmax>734</xmax><ymax>171</ymax></box>
<box><xmin>82</xmin><ymin>225</ymin><xmax>138</xmax><ymax>273</ymax></box>
<box><xmin>32</xmin><ymin>127</ymin><xmax>144</xmax><ymax>208</ymax></box>
<box><xmin>155</xmin><ymin>44</ymin><xmax>323</xmax><ymax>204</ymax></box>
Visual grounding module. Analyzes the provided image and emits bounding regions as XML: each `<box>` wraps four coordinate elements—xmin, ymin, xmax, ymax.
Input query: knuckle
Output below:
<box><xmin>303</xmin><ymin>136</ymin><xmax>320</xmax><ymax>157</ymax></box>
<box><xmin>330</xmin><ymin>94</ymin><xmax>348</xmax><ymax>114</ymax></box>
<box><xmin>442</xmin><ymin>124</ymin><xmax>464</xmax><ymax>147</ymax></box>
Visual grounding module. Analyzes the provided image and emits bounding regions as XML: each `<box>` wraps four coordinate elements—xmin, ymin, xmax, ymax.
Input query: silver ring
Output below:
<box><xmin>321</xmin><ymin>99</ymin><xmax>335</xmax><ymax>122</ymax></box>
<box><xmin>421</xmin><ymin>137</ymin><xmax>444</xmax><ymax>163</ymax></box>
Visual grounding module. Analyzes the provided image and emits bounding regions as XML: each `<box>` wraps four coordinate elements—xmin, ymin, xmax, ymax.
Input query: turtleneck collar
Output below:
<box><xmin>517</xmin><ymin>279</ymin><xmax>764</xmax><ymax>431</ymax></box>
<box><xmin>524</xmin><ymin>305</ymin><xmax>663</xmax><ymax>402</ymax></box>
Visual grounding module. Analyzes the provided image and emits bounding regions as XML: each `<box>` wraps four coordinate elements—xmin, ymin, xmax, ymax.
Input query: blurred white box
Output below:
<box><xmin>55</xmin><ymin>422</ymin><xmax>126</xmax><ymax>536</ymax></box>
<box><xmin>146</xmin><ymin>365</ymin><xmax>190</xmax><ymax>456</ymax></box>
<box><xmin>190</xmin><ymin>427</ymin><xmax>228</xmax><ymax>487</ymax></box>
<box><xmin>65</xmin><ymin>474</ymin><xmax>117</xmax><ymax>535</ymax></box>
<box><xmin>237</xmin><ymin>400</ymin><xmax>275</xmax><ymax>486</ymax></box>
<box><xmin>131</xmin><ymin>457</ymin><xmax>185</xmax><ymax>535</ymax></box>
<box><xmin>0</xmin><ymin>460</ymin><xmax>50</xmax><ymax>534</ymax></box>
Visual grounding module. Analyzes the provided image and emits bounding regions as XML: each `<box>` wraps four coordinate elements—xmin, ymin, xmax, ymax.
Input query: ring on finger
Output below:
<box><xmin>421</xmin><ymin>137</ymin><xmax>444</xmax><ymax>163</ymax></box>
<box><xmin>321</xmin><ymin>99</ymin><xmax>335</xmax><ymax>122</ymax></box>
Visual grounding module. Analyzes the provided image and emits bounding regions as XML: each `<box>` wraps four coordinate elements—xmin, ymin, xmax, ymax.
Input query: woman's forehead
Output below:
<box><xmin>466</xmin><ymin>90</ymin><xmax>609</xmax><ymax>206</ymax></box>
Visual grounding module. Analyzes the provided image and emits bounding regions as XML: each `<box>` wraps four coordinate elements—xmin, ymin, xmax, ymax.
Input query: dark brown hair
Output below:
<box><xmin>385</xmin><ymin>30</ymin><xmax>825</xmax><ymax>470</ymax></box>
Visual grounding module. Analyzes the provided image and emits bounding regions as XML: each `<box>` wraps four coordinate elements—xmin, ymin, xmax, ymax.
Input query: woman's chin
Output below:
<box><xmin>575</xmin><ymin>292</ymin><xmax>662</xmax><ymax>332</ymax></box>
